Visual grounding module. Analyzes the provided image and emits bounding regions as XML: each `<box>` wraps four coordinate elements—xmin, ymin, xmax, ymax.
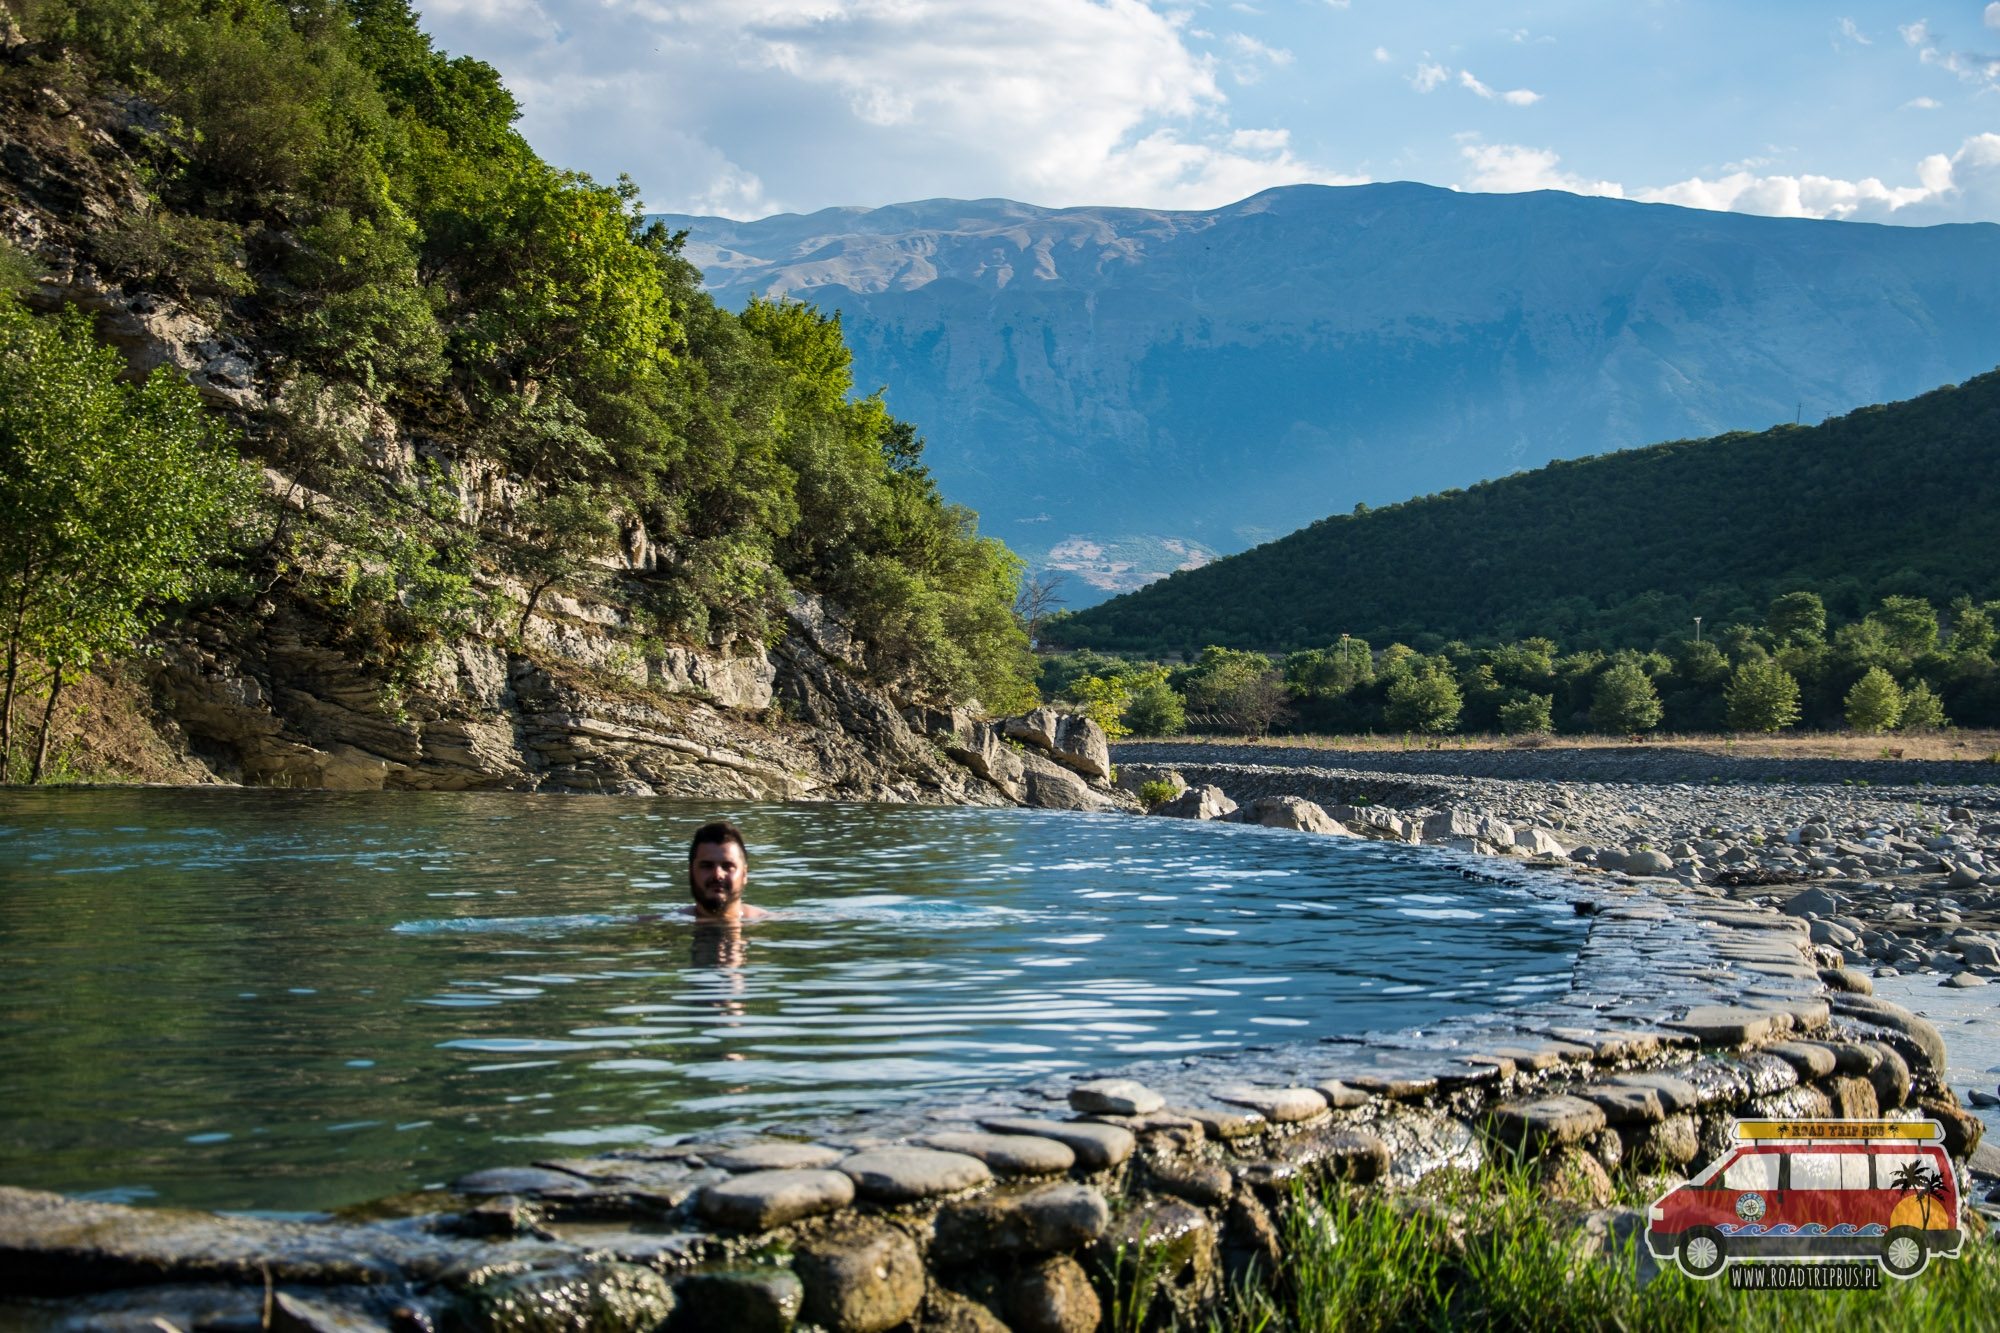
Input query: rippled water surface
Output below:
<box><xmin>0</xmin><ymin>789</ymin><xmax>1584</xmax><ymax>1210</ymax></box>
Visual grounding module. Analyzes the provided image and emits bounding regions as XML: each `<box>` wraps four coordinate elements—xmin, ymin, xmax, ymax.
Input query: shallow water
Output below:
<box><xmin>0</xmin><ymin>789</ymin><xmax>1584</xmax><ymax>1211</ymax></box>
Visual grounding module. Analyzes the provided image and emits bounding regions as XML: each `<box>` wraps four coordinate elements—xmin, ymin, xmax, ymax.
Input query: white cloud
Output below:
<box><xmin>1899</xmin><ymin>16</ymin><xmax>2000</xmax><ymax>88</ymax></box>
<box><xmin>1838</xmin><ymin>17</ymin><xmax>1871</xmax><ymax>45</ymax></box>
<box><xmin>1411</xmin><ymin>61</ymin><xmax>1449</xmax><ymax>92</ymax></box>
<box><xmin>1225</xmin><ymin>32</ymin><xmax>1293</xmax><ymax>84</ymax></box>
<box><xmin>1458</xmin><ymin>143</ymin><xmax>1625</xmax><ymax>197</ymax></box>
<box><xmin>1459</xmin><ymin>134</ymin><xmax>2000</xmax><ymax>225</ymax></box>
<box><xmin>1372</xmin><ymin>45</ymin><xmax>1391</xmax><ymax>63</ymax></box>
<box><xmin>1988</xmin><ymin>2</ymin><xmax>2000</xmax><ymax>30</ymax></box>
<box><xmin>421</xmin><ymin>0</ymin><xmax>1357</xmax><ymax>214</ymax></box>
<box><xmin>1903</xmin><ymin>95</ymin><xmax>1943</xmax><ymax>109</ymax></box>
<box><xmin>1459</xmin><ymin>69</ymin><xmax>1542</xmax><ymax>105</ymax></box>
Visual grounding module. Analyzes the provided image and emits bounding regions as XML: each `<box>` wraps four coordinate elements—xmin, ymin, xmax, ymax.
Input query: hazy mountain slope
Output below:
<box><xmin>656</xmin><ymin>184</ymin><xmax>2000</xmax><ymax>603</ymax></box>
<box><xmin>1048</xmin><ymin>370</ymin><xmax>2000</xmax><ymax>657</ymax></box>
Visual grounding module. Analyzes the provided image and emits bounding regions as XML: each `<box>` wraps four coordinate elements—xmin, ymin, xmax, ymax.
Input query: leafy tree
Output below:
<box><xmin>1948</xmin><ymin>597</ymin><xmax>1997</xmax><ymax>656</ymax></box>
<box><xmin>1724</xmin><ymin>658</ymin><xmax>1802</xmax><ymax>733</ymax></box>
<box><xmin>1899</xmin><ymin>680</ymin><xmax>1948</xmax><ymax>731</ymax></box>
<box><xmin>507</xmin><ymin>485</ymin><xmax>619</xmax><ymax>640</ymax></box>
<box><xmin>1496</xmin><ymin>692</ymin><xmax>1554</xmax><ymax>735</ymax></box>
<box><xmin>1178</xmin><ymin>646</ymin><xmax>1289</xmax><ymax>736</ymax></box>
<box><xmin>1843</xmin><ymin>666</ymin><xmax>1904</xmax><ymax>733</ymax></box>
<box><xmin>1766</xmin><ymin>590</ymin><xmax>1827</xmax><ymax>645</ymax></box>
<box><xmin>1385</xmin><ymin>660</ymin><xmax>1462</xmax><ymax>734</ymax></box>
<box><xmin>1120</xmin><ymin>668</ymin><xmax>1186</xmax><ymax>736</ymax></box>
<box><xmin>1867</xmin><ymin>596</ymin><xmax>1940</xmax><ymax>658</ymax></box>
<box><xmin>0</xmin><ymin>297</ymin><xmax>250</xmax><ymax>779</ymax></box>
<box><xmin>1062</xmin><ymin>674</ymin><xmax>1132</xmax><ymax>739</ymax></box>
<box><xmin>1590</xmin><ymin>661</ymin><xmax>1663</xmax><ymax>733</ymax></box>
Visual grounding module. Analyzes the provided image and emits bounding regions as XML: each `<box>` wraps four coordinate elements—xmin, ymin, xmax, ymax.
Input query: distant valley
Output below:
<box><xmin>657</xmin><ymin>183</ymin><xmax>2000</xmax><ymax>605</ymax></box>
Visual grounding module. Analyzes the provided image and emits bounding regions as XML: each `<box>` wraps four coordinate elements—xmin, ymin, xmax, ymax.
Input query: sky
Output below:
<box><xmin>416</xmin><ymin>0</ymin><xmax>2000</xmax><ymax>225</ymax></box>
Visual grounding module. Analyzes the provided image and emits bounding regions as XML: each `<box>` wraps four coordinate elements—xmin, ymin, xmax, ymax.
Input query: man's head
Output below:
<box><xmin>687</xmin><ymin>821</ymin><xmax>749</xmax><ymax>920</ymax></box>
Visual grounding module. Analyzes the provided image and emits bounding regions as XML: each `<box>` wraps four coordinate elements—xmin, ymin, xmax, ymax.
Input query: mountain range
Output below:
<box><xmin>655</xmin><ymin>183</ymin><xmax>2000</xmax><ymax>604</ymax></box>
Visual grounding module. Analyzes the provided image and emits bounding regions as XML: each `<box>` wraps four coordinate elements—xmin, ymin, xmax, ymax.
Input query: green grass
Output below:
<box><xmin>1116</xmin><ymin>1160</ymin><xmax>2000</xmax><ymax>1332</ymax></box>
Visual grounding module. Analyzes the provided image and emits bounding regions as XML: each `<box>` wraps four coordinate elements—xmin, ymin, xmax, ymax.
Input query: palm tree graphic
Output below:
<box><xmin>1891</xmin><ymin>1160</ymin><xmax>1947</xmax><ymax>1228</ymax></box>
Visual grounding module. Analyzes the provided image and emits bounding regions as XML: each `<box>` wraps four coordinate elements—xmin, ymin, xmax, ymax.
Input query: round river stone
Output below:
<box><xmin>703</xmin><ymin>1142</ymin><xmax>843</xmax><ymax>1172</ymax></box>
<box><xmin>1067</xmin><ymin>1078</ymin><xmax>1164</xmax><ymax>1116</ymax></box>
<box><xmin>697</xmin><ymin>1169</ymin><xmax>856</xmax><ymax>1231</ymax></box>
<box><xmin>918</xmin><ymin>1131</ymin><xmax>1075</xmax><ymax>1176</ymax></box>
<box><xmin>838</xmin><ymin>1148</ymin><xmax>992</xmax><ymax>1202</ymax></box>
<box><xmin>1213</xmin><ymin>1085</ymin><xmax>1327</xmax><ymax>1123</ymax></box>
<box><xmin>976</xmin><ymin>1118</ymin><xmax>1136</xmax><ymax>1171</ymax></box>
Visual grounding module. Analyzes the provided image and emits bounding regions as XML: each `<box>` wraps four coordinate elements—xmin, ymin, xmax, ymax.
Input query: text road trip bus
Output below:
<box><xmin>1646</xmin><ymin>1119</ymin><xmax>1961</xmax><ymax>1279</ymax></box>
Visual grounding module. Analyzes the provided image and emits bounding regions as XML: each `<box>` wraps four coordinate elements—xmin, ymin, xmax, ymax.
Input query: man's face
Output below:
<box><xmin>689</xmin><ymin>839</ymin><xmax>748</xmax><ymax>918</ymax></box>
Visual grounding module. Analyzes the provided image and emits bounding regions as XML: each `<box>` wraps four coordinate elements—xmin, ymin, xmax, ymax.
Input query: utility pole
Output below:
<box><xmin>1693</xmin><ymin>615</ymin><xmax>1703</xmax><ymax>644</ymax></box>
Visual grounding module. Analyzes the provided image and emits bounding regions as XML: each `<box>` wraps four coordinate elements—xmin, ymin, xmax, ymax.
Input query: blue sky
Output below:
<box><xmin>418</xmin><ymin>1</ymin><xmax>2000</xmax><ymax>223</ymax></box>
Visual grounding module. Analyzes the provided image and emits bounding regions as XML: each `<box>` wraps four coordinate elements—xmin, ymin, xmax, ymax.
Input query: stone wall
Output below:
<box><xmin>3</xmin><ymin>873</ymin><xmax>1984</xmax><ymax>1332</ymax></box>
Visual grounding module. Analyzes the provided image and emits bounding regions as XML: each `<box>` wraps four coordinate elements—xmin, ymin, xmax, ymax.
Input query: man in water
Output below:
<box><xmin>687</xmin><ymin>820</ymin><xmax>770</xmax><ymax>922</ymax></box>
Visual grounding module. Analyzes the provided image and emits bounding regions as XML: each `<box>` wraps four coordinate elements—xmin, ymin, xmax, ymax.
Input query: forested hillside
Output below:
<box><xmin>0</xmin><ymin>0</ymin><xmax>1034</xmax><ymax>781</ymax></box>
<box><xmin>1051</xmin><ymin>370</ymin><xmax>2000</xmax><ymax>659</ymax></box>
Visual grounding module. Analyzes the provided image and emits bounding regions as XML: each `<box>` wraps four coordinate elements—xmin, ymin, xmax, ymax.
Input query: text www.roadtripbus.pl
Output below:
<box><xmin>1726</xmin><ymin>1263</ymin><xmax>1883</xmax><ymax>1291</ymax></box>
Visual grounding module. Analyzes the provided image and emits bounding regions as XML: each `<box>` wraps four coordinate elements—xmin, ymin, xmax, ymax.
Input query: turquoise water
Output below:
<box><xmin>0</xmin><ymin>789</ymin><xmax>1584</xmax><ymax>1212</ymax></box>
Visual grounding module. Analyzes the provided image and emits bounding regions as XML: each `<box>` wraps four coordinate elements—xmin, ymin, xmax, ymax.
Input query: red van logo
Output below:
<box><xmin>1646</xmin><ymin>1119</ymin><xmax>1961</xmax><ymax>1280</ymax></box>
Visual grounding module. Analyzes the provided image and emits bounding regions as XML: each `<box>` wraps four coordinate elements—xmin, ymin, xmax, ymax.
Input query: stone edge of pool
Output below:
<box><xmin>1</xmin><ymin>797</ymin><xmax>1992</xmax><ymax>1331</ymax></box>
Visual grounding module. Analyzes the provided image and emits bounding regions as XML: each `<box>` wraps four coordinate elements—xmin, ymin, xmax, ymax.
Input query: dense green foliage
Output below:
<box><xmin>1038</xmin><ymin>583</ymin><xmax>2000</xmax><ymax>736</ymax></box>
<box><xmin>1052</xmin><ymin>371</ymin><xmax>2000</xmax><ymax>658</ymax></box>
<box><xmin>0</xmin><ymin>294</ymin><xmax>251</xmax><ymax>779</ymax></box>
<box><xmin>3</xmin><ymin>0</ymin><xmax>1033</xmax><ymax>710</ymax></box>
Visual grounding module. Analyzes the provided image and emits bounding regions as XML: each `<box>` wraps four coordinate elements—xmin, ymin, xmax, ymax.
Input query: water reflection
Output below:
<box><xmin>0</xmin><ymin>789</ymin><xmax>1585</xmax><ymax>1210</ymax></box>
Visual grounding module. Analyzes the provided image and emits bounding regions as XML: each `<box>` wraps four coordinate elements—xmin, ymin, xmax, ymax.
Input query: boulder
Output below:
<box><xmin>1229</xmin><ymin>796</ymin><xmax>1353</xmax><ymax>836</ymax></box>
<box><xmin>1048</xmin><ymin>714</ymin><xmax>1111</xmax><ymax>780</ymax></box>
<box><xmin>1154</xmin><ymin>785</ymin><xmax>1237</xmax><ymax>821</ymax></box>
<box><xmin>796</xmin><ymin>1225</ymin><xmax>926</xmax><ymax>1333</ymax></box>
<box><xmin>1513</xmin><ymin>826</ymin><xmax>1569</xmax><ymax>858</ymax></box>
<box><xmin>944</xmin><ymin>722</ymin><xmax>1026</xmax><ymax>800</ymax></box>
<box><xmin>1001</xmin><ymin>707</ymin><xmax>1060</xmax><ymax>751</ymax></box>
<box><xmin>1622</xmin><ymin>848</ymin><xmax>1675</xmax><ymax>877</ymax></box>
<box><xmin>1115</xmin><ymin>766</ymin><xmax>1185</xmax><ymax>798</ymax></box>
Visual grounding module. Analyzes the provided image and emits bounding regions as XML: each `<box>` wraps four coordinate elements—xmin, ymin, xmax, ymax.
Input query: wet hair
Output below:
<box><xmin>688</xmin><ymin>820</ymin><xmax>748</xmax><ymax>866</ymax></box>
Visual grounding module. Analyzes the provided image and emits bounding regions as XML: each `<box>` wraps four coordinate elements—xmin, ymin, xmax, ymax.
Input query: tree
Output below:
<box><xmin>1385</xmin><ymin>661</ymin><xmax>1462</xmax><ymax>734</ymax></box>
<box><xmin>508</xmin><ymin>484</ymin><xmax>618</xmax><ymax>639</ymax></box>
<box><xmin>1179</xmin><ymin>646</ymin><xmax>1289</xmax><ymax>736</ymax></box>
<box><xmin>1120</xmin><ymin>668</ymin><xmax>1186</xmax><ymax>736</ymax></box>
<box><xmin>0</xmin><ymin>298</ymin><xmax>250</xmax><ymax>780</ymax></box>
<box><xmin>1766</xmin><ymin>590</ymin><xmax>1827</xmax><ymax>645</ymax></box>
<box><xmin>1899</xmin><ymin>680</ymin><xmax>1948</xmax><ymax>731</ymax></box>
<box><xmin>1843</xmin><ymin>667</ymin><xmax>1904</xmax><ymax>733</ymax></box>
<box><xmin>1497</xmin><ymin>692</ymin><xmax>1554</xmax><ymax>735</ymax></box>
<box><xmin>1724</xmin><ymin>657</ymin><xmax>1801</xmax><ymax>733</ymax></box>
<box><xmin>1013</xmin><ymin>569</ymin><xmax>1067</xmax><ymax>647</ymax></box>
<box><xmin>1868</xmin><ymin>595</ymin><xmax>1940</xmax><ymax>657</ymax></box>
<box><xmin>1590</xmin><ymin>661</ymin><xmax>1663</xmax><ymax>733</ymax></box>
<box><xmin>1062</xmin><ymin>674</ymin><xmax>1132</xmax><ymax>739</ymax></box>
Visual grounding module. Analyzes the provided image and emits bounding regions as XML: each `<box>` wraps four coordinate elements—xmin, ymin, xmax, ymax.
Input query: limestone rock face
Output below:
<box><xmin>1048</xmin><ymin>714</ymin><xmax>1111</xmax><ymax>780</ymax></box>
<box><xmin>945</xmin><ymin>722</ymin><xmax>1027</xmax><ymax>801</ymax></box>
<box><xmin>649</xmin><ymin>645</ymin><xmax>776</xmax><ymax>712</ymax></box>
<box><xmin>1155</xmin><ymin>784</ymin><xmax>1237</xmax><ymax>820</ymax></box>
<box><xmin>1001</xmin><ymin>707</ymin><xmax>1060</xmax><ymax>751</ymax></box>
